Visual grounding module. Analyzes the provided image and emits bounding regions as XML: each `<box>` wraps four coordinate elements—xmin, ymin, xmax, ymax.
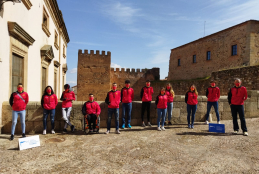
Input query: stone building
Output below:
<box><xmin>77</xmin><ymin>50</ymin><xmax>160</xmax><ymax>101</ymax></box>
<box><xmin>168</xmin><ymin>20</ymin><xmax>259</xmax><ymax>81</ymax></box>
<box><xmin>0</xmin><ymin>0</ymin><xmax>70</xmax><ymax>132</ymax></box>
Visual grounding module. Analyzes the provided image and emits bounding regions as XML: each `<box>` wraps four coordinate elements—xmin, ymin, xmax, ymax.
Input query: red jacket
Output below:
<box><xmin>155</xmin><ymin>94</ymin><xmax>168</xmax><ymax>109</ymax></box>
<box><xmin>228</xmin><ymin>86</ymin><xmax>247</xmax><ymax>105</ymax></box>
<box><xmin>60</xmin><ymin>91</ymin><xmax>76</xmax><ymax>108</ymax></box>
<box><xmin>105</xmin><ymin>90</ymin><xmax>121</xmax><ymax>108</ymax></box>
<box><xmin>121</xmin><ymin>87</ymin><xmax>134</xmax><ymax>103</ymax></box>
<box><xmin>140</xmin><ymin>86</ymin><xmax>154</xmax><ymax>102</ymax></box>
<box><xmin>206</xmin><ymin>86</ymin><xmax>220</xmax><ymax>102</ymax></box>
<box><xmin>82</xmin><ymin>101</ymin><xmax>101</xmax><ymax>115</ymax></box>
<box><xmin>185</xmin><ymin>91</ymin><xmax>198</xmax><ymax>105</ymax></box>
<box><xmin>165</xmin><ymin>90</ymin><xmax>174</xmax><ymax>103</ymax></box>
<box><xmin>9</xmin><ymin>91</ymin><xmax>29</xmax><ymax>111</ymax></box>
<box><xmin>41</xmin><ymin>94</ymin><xmax>58</xmax><ymax>110</ymax></box>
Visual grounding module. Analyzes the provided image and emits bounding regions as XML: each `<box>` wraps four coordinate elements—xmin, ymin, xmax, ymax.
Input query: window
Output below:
<box><xmin>178</xmin><ymin>59</ymin><xmax>181</xmax><ymax>66</ymax></box>
<box><xmin>206</xmin><ymin>51</ymin><xmax>211</xmax><ymax>60</ymax></box>
<box><xmin>12</xmin><ymin>54</ymin><xmax>24</xmax><ymax>92</ymax></box>
<box><xmin>193</xmin><ymin>55</ymin><xmax>196</xmax><ymax>63</ymax></box>
<box><xmin>63</xmin><ymin>45</ymin><xmax>66</xmax><ymax>58</ymax></box>
<box><xmin>54</xmin><ymin>72</ymin><xmax>57</xmax><ymax>94</ymax></box>
<box><xmin>54</xmin><ymin>30</ymin><xmax>59</xmax><ymax>49</ymax></box>
<box><xmin>42</xmin><ymin>67</ymin><xmax>47</xmax><ymax>95</ymax></box>
<box><xmin>232</xmin><ymin>45</ymin><xmax>237</xmax><ymax>56</ymax></box>
<box><xmin>42</xmin><ymin>7</ymin><xmax>51</xmax><ymax>37</ymax></box>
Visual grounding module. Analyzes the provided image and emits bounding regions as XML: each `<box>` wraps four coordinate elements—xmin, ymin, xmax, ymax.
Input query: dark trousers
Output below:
<box><xmin>141</xmin><ymin>101</ymin><xmax>151</xmax><ymax>122</ymax></box>
<box><xmin>230</xmin><ymin>105</ymin><xmax>247</xmax><ymax>132</ymax></box>
<box><xmin>206</xmin><ymin>101</ymin><xmax>220</xmax><ymax>121</ymax></box>
<box><xmin>87</xmin><ymin>114</ymin><xmax>97</xmax><ymax>129</ymax></box>
<box><xmin>43</xmin><ymin>109</ymin><xmax>55</xmax><ymax>130</ymax></box>
<box><xmin>187</xmin><ymin>104</ymin><xmax>197</xmax><ymax>125</ymax></box>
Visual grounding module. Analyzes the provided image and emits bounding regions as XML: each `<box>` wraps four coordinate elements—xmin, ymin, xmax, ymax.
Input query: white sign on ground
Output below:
<box><xmin>18</xmin><ymin>135</ymin><xmax>40</xmax><ymax>150</ymax></box>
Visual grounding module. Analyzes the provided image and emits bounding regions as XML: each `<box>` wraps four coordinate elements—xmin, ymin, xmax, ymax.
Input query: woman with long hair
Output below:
<box><xmin>185</xmin><ymin>84</ymin><xmax>198</xmax><ymax>129</ymax></box>
<box><xmin>155</xmin><ymin>87</ymin><xmax>168</xmax><ymax>131</ymax></box>
<box><xmin>165</xmin><ymin>83</ymin><xmax>175</xmax><ymax>125</ymax></box>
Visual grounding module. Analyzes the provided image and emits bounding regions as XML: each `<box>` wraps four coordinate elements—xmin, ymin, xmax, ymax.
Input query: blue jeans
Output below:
<box><xmin>187</xmin><ymin>104</ymin><xmax>197</xmax><ymax>126</ymax></box>
<box><xmin>107</xmin><ymin>108</ymin><xmax>119</xmax><ymax>131</ymax></box>
<box><xmin>167</xmin><ymin>102</ymin><xmax>173</xmax><ymax>121</ymax></box>
<box><xmin>11</xmin><ymin>110</ymin><xmax>26</xmax><ymax>135</ymax></box>
<box><xmin>206</xmin><ymin>101</ymin><xmax>220</xmax><ymax>121</ymax></box>
<box><xmin>122</xmin><ymin>103</ymin><xmax>132</xmax><ymax>125</ymax></box>
<box><xmin>157</xmin><ymin>108</ymin><xmax>167</xmax><ymax>127</ymax></box>
<box><xmin>43</xmin><ymin>109</ymin><xmax>55</xmax><ymax>130</ymax></box>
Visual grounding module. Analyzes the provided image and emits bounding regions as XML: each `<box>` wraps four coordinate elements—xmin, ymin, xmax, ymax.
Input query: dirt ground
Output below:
<box><xmin>0</xmin><ymin>118</ymin><xmax>259</xmax><ymax>174</ymax></box>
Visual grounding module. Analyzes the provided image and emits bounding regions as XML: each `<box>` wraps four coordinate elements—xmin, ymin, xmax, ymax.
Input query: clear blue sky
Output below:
<box><xmin>57</xmin><ymin>0</ymin><xmax>259</xmax><ymax>86</ymax></box>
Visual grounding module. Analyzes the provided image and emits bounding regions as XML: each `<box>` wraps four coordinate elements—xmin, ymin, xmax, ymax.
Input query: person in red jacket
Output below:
<box><xmin>82</xmin><ymin>94</ymin><xmax>101</xmax><ymax>132</ymax></box>
<box><xmin>9</xmin><ymin>83</ymin><xmax>29</xmax><ymax>140</ymax></box>
<box><xmin>105</xmin><ymin>83</ymin><xmax>121</xmax><ymax>134</ymax></box>
<box><xmin>155</xmin><ymin>87</ymin><xmax>168</xmax><ymax>131</ymax></box>
<box><xmin>165</xmin><ymin>83</ymin><xmax>175</xmax><ymax>125</ymax></box>
<box><xmin>41</xmin><ymin>86</ymin><xmax>58</xmax><ymax>135</ymax></box>
<box><xmin>185</xmin><ymin>84</ymin><xmax>198</xmax><ymax>129</ymax></box>
<box><xmin>140</xmin><ymin>80</ymin><xmax>154</xmax><ymax>127</ymax></box>
<box><xmin>228</xmin><ymin>78</ymin><xmax>248</xmax><ymax>136</ymax></box>
<box><xmin>205</xmin><ymin>80</ymin><xmax>221</xmax><ymax>124</ymax></box>
<box><xmin>60</xmin><ymin>84</ymin><xmax>75</xmax><ymax>133</ymax></box>
<box><xmin>121</xmin><ymin>80</ymin><xmax>134</xmax><ymax>129</ymax></box>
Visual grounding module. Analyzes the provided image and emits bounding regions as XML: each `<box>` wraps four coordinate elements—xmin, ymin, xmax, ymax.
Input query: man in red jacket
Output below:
<box><xmin>140</xmin><ymin>80</ymin><xmax>154</xmax><ymax>127</ymax></box>
<box><xmin>82</xmin><ymin>94</ymin><xmax>101</xmax><ymax>132</ymax></box>
<box><xmin>205</xmin><ymin>80</ymin><xmax>221</xmax><ymax>124</ymax></box>
<box><xmin>105</xmin><ymin>83</ymin><xmax>121</xmax><ymax>134</ymax></box>
<box><xmin>60</xmin><ymin>84</ymin><xmax>75</xmax><ymax>133</ymax></box>
<box><xmin>228</xmin><ymin>78</ymin><xmax>248</xmax><ymax>136</ymax></box>
<box><xmin>121</xmin><ymin>80</ymin><xmax>134</xmax><ymax>129</ymax></box>
<box><xmin>9</xmin><ymin>83</ymin><xmax>29</xmax><ymax>140</ymax></box>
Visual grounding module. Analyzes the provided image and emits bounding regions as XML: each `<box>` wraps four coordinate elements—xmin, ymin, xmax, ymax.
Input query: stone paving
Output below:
<box><xmin>0</xmin><ymin>118</ymin><xmax>259</xmax><ymax>173</ymax></box>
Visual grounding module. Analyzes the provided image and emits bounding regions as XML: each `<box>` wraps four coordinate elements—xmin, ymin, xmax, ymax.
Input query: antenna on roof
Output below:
<box><xmin>204</xmin><ymin>21</ymin><xmax>206</xmax><ymax>37</ymax></box>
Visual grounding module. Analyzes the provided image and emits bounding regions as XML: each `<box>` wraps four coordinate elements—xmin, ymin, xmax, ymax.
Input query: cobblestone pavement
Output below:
<box><xmin>0</xmin><ymin>118</ymin><xmax>259</xmax><ymax>173</ymax></box>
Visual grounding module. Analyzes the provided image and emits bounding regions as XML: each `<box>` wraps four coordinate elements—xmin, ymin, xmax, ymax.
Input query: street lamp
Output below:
<box><xmin>0</xmin><ymin>0</ymin><xmax>21</xmax><ymax>11</ymax></box>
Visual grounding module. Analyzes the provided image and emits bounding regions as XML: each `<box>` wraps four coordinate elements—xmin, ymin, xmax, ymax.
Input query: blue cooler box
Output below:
<box><xmin>209</xmin><ymin>123</ymin><xmax>225</xmax><ymax>133</ymax></box>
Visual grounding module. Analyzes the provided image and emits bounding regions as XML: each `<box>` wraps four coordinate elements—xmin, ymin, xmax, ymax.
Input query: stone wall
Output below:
<box><xmin>1</xmin><ymin>90</ymin><xmax>258</xmax><ymax>134</ymax></box>
<box><xmin>77</xmin><ymin>50</ymin><xmax>111</xmax><ymax>101</ymax></box>
<box><xmin>168</xmin><ymin>20</ymin><xmax>259</xmax><ymax>81</ymax></box>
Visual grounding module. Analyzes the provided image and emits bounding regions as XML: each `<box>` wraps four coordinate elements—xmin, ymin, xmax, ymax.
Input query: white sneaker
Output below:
<box><xmin>161</xmin><ymin>127</ymin><xmax>166</xmax><ymax>131</ymax></box>
<box><xmin>157</xmin><ymin>127</ymin><xmax>161</xmax><ymax>131</ymax></box>
<box><xmin>233</xmin><ymin>131</ymin><xmax>238</xmax><ymax>134</ymax></box>
<box><xmin>147</xmin><ymin>122</ymin><xmax>152</xmax><ymax>127</ymax></box>
<box><xmin>205</xmin><ymin>121</ymin><xmax>209</xmax><ymax>124</ymax></box>
<box><xmin>105</xmin><ymin>130</ymin><xmax>110</xmax><ymax>134</ymax></box>
<box><xmin>43</xmin><ymin>129</ymin><xmax>46</xmax><ymax>135</ymax></box>
<box><xmin>51</xmin><ymin>129</ymin><xmax>55</xmax><ymax>134</ymax></box>
<box><xmin>217</xmin><ymin>121</ymin><xmax>221</xmax><ymax>124</ymax></box>
<box><xmin>115</xmin><ymin>130</ymin><xmax>121</xmax><ymax>134</ymax></box>
<box><xmin>243</xmin><ymin>132</ymin><xmax>248</xmax><ymax>136</ymax></box>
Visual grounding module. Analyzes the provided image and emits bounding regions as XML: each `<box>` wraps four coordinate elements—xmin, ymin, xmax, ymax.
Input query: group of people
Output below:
<box><xmin>8</xmin><ymin>78</ymin><xmax>249</xmax><ymax>140</ymax></box>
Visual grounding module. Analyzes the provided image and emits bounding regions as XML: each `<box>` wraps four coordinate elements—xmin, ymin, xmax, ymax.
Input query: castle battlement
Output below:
<box><xmin>78</xmin><ymin>49</ymin><xmax>111</xmax><ymax>56</ymax></box>
<box><xmin>110</xmin><ymin>68</ymin><xmax>151</xmax><ymax>73</ymax></box>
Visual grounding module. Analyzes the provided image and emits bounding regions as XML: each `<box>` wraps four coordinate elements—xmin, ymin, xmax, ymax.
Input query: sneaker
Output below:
<box><xmin>243</xmin><ymin>132</ymin><xmax>248</xmax><ymax>136</ymax></box>
<box><xmin>51</xmin><ymin>130</ymin><xmax>55</xmax><ymax>134</ymax></box>
<box><xmin>168</xmin><ymin>121</ymin><xmax>173</xmax><ymax>125</ymax></box>
<box><xmin>161</xmin><ymin>127</ymin><xmax>166</xmax><ymax>131</ymax></box>
<box><xmin>157</xmin><ymin>127</ymin><xmax>161</xmax><ymax>131</ymax></box>
<box><xmin>147</xmin><ymin>122</ymin><xmax>152</xmax><ymax>127</ymax></box>
<box><xmin>188</xmin><ymin>124</ymin><xmax>191</xmax><ymax>129</ymax></box>
<box><xmin>217</xmin><ymin>121</ymin><xmax>221</xmax><ymax>124</ymax></box>
<box><xmin>233</xmin><ymin>130</ymin><xmax>238</xmax><ymax>134</ymax></box>
<box><xmin>142</xmin><ymin>122</ymin><xmax>146</xmax><ymax>127</ymax></box>
<box><xmin>89</xmin><ymin>129</ymin><xmax>93</xmax><ymax>133</ymax></box>
<box><xmin>115</xmin><ymin>130</ymin><xmax>121</xmax><ymax>134</ymax></box>
<box><xmin>105</xmin><ymin>130</ymin><xmax>110</xmax><ymax>134</ymax></box>
<box><xmin>191</xmin><ymin>125</ymin><xmax>194</xmax><ymax>129</ymax></box>
<box><xmin>43</xmin><ymin>129</ymin><xmax>46</xmax><ymax>135</ymax></box>
<box><xmin>164</xmin><ymin>122</ymin><xmax>167</xmax><ymax>126</ymax></box>
<box><xmin>71</xmin><ymin>125</ymin><xmax>75</xmax><ymax>132</ymax></box>
<box><xmin>22</xmin><ymin>133</ymin><xmax>26</xmax><ymax>138</ymax></box>
<box><xmin>63</xmin><ymin>129</ymin><xmax>67</xmax><ymax>133</ymax></box>
<box><xmin>10</xmin><ymin>134</ymin><xmax>14</xmax><ymax>141</ymax></box>
<box><xmin>205</xmin><ymin>120</ymin><xmax>209</xmax><ymax>124</ymax></box>
<box><xmin>121</xmin><ymin>124</ymin><xmax>125</xmax><ymax>129</ymax></box>
<box><xmin>127</xmin><ymin>124</ymin><xmax>132</xmax><ymax>128</ymax></box>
